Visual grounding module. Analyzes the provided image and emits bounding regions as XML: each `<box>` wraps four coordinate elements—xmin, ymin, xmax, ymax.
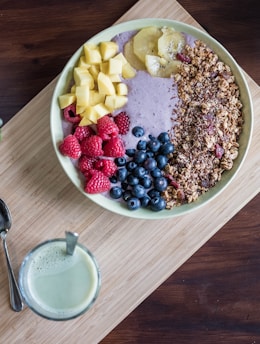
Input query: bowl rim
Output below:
<box><xmin>50</xmin><ymin>18</ymin><xmax>254</xmax><ymax>220</ymax></box>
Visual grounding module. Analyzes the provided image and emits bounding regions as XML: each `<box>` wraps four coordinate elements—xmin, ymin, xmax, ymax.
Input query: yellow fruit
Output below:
<box><xmin>124</xmin><ymin>39</ymin><xmax>146</xmax><ymax>70</ymax></box>
<box><xmin>116</xmin><ymin>83</ymin><xmax>128</xmax><ymax>96</ymax></box>
<box><xmin>89</xmin><ymin>90</ymin><xmax>105</xmax><ymax>106</ymax></box>
<box><xmin>145</xmin><ymin>54</ymin><xmax>181</xmax><ymax>77</ymax></box>
<box><xmin>79</xmin><ymin>116</ymin><xmax>93</xmax><ymax>126</ymax></box>
<box><xmin>109</xmin><ymin>74</ymin><xmax>121</xmax><ymax>82</ymax></box>
<box><xmin>77</xmin><ymin>56</ymin><xmax>90</xmax><ymax>69</ymax></box>
<box><xmin>122</xmin><ymin>62</ymin><xmax>136</xmax><ymax>79</ymax></box>
<box><xmin>75</xmin><ymin>85</ymin><xmax>90</xmax><ymax>107</ymax></box>
<box><xmin>88</xmin><ymin>64</ymin><xmax>100</xmax><ymax>81</ymax></box>
<box><xmin>74</xmin><ymin>67</ymin><xmax>94</xmax><ymax>88</ymax></box>
<box><xmin>133</xmin><ymin>26</ymin><xmax>162</xmax><ymax>63</ymax></box>
<box><xmin>105</xmin><ymin>95</ymin><xmax>128</xmax><ymax>110</ymax></box>
<box><xmin>93</xmin><ymin>103</ymin><xmax>110</xmax><ymax>118</ymax></box>
<box><xmin>84</xmin><ymin>43</ymin><xmax>102</xmax><ymax>64</ymax></box>
<box><xmin>108</xmin><ymin>57</ymin><xmax>123</xmax><ymax>75</ymax></box>
<box><xmin>99</xmin><ymin>41</ymin><xmax>119</xmax><ymax>61</ymax></box>
<box><xmin>58</xmin><ymin>93</ymin><xmax>76</xmax><ymax>109</ymax></box>
<box><xmin>158</xmin><ymin>30</ymin><xmax>185</xmax><ymax>60</ymax></box>
<box><xmin>113</xmin><ymin>52</ymin><xmax>128</xmax><ymax>66</ymax></box>
<box><xmin>97</xmin><ymin>72</ymin><xmax>116</xmax><ymax>95</ymax></box>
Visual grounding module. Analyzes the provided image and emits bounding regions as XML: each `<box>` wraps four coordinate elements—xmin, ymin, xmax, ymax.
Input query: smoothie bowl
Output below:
<box><xmin>50</xmin><ymin>18</ymin><xmax>253</xmax><ymax>219</ymax></box>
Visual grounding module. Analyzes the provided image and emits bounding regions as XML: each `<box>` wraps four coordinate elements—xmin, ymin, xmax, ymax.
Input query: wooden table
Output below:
<box><xmin>0</xmin><ymin>0</ymin><xmax>259</xmax><ymax>343</ymax></box>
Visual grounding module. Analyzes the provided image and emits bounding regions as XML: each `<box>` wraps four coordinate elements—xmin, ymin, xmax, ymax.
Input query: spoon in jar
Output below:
<box><xmin>0</xmin><ymin>199</ymin><xmax>23</xmax><ymax>312</ymax></box>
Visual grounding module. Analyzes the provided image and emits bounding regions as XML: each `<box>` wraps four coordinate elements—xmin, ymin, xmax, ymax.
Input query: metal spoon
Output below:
<box><xmin>65</xmin><ymin>231</ymin><xmax>79</xmax><ymax>255</ymax></box>
<box><xmin>0</xmin><ymin>199</ymin><xmax>23</xmax><ymax>312</ymax></box>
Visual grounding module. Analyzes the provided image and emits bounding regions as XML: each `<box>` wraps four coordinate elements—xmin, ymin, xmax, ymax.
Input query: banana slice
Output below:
<box><xmin>133</xmin><ymin>26</ymin><xmax>162</xmax><ymax>63</ymax></box>
<box><xmin>124</xmin><ymin>38</ymin><xmax>146</xmax><ymax>70</ymax></box>
<box><xmin>145</xmin><ymin>55</ymin><xmax>182</xmax><ymax>78</ymax></box>
<box><xmin>158</xmin><ymin>30</ymin><xmax>185</xmax><ymax>61</ymax></box>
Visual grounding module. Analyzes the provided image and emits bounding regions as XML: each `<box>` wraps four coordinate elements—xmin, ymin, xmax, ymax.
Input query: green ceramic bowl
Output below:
<box><xmin>50</xmin><ymin>18</ymin><xmax>253</xmax><ymax>219</ymax></box>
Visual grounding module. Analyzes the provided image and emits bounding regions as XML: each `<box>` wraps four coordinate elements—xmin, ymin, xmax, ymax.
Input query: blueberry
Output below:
<box><xmin>132</xmin><ymin>126</ymin><xmax>145</xmax><ymax>137</ymax></box>
<box><xmin>126</xmin><ymin>161</ymin><xmax>137</xmax><ymax>172</ymax></box>
<box><xmin>140</xmin><ymin>175</ymin><xmax>152</xmax><ymax>189</ymax></box>
<box><xmin>146</xmin><ymin>150</ymin><xmax>154</xmax><ymax>158</ymax></box>
<box><xmin>123</xmin><ymin>190</ymin><xmax>132</xmax><ymax>201</ymax></box>
<box><xmin>133</xmin><ymin>166</ymin><xmax>146</xmax><ymax>179</ymax></box>
<box><xmin>115</xmin><ymin>157</ymin><xmax>126</xmax><ymax>166</ymax></box>
<box><xmin>117</xmin><ymin>167</ymin><xmax>128</xmax><ymax>181</ymax></box>
<box><xmin>143</xmin><ymin>157</ymin><xmax>157</xmax><ymax>171</ymax></box>
<box><xmin>121</xmin><ymin>182</ymin><xmax>129</xmax><ymax>190</ymax></box>
<box><xmin>150</xmin><ymin>196</ymin><xmax>166</xmax><ymax>211</ymax></box>
<box><xmin>150</xmin><ymin>167</ymin><xmax>162</xmax><ymax>178</ymax></box>
<box><xmin>126</xmin><ymin>148</ymin><xmax>136</xmax><ymax>157</ymax></box>
<box><xmin>140</xmin><ymin>195</ymin><xmax>151</xmax><ymax>208</ymax></box>
<box><xmin>147</xmin><ymin>138</ymin><xmax>161</xmax><ymax>152</ymax></box>
<box><xmin>127</xmin><ymin>174</ymin><xmax>139</xmax><ymax>186</ymax></box>
<box><xmin>158</xmin><ymin>132</ymin><xmax>170</xmax><ymax>143</ymax></box>
<box><xmin>160</xmin><ymin>142</ymin><xmax>174</xmax><ymax>155</ymax></box>
<box><xmin>154</xmin><ymin>177</ymin><xmax>168</xmax><ymax>192</ymax></box>
<box><xmin>148</xmin><ymin>188</ymin><xmax>160</xmax><ymax>198</ymax></box>
<box><xmin>156</xmin><ymin>155</ymin><xmax>168</xmax><ymax>169</ymax></box>
<box><xmin>110</xmin><ymin>186</ymin><xmax>123</xmax><ymax>199</ymax></box>
<box><xmin>127</xmin><ymin>197</ymin><xmax>141</xmax><ymax>210</ymax></box>
<box><xmin>137</xmin><ymin>140</ymin><xmax>147</xmax><ymax>150</ymax></box>
<box><xmin>134</xmin><ymin>150</ymin><xmax>147</xmax><ymax>164</ymax></box>
<box><xmin>109</xmin><ymin>176</ymin><xmax>118</xmax><ymax>184</ymax></box>
<box><xmin>132</xmin><ymin>184</ymin><xmax>146</xmax><ymax>198</ymax></box>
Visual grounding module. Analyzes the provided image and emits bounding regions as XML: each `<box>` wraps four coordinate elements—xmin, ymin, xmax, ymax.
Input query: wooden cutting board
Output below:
<box><xmin>0</xmin><ymin>0</ymin><xmax>259</xmax><ymax>343</ymax></box>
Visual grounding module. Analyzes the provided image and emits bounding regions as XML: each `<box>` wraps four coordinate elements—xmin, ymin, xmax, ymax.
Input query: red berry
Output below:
<box><xmin>103</xmin><ymin>137</ymin><xmax>125</xmax><ymax>157</ymax></box>
<box><xmin>63</xmin><ymin>103</ymin><xmax>81</xmax><ymax>123</ymax></box>
<box><xmin>74</xmin><ymin>125</ymin><xmax>95</xmax><ymax>142</ymax></box>
<box><xmin>97</xmin><ymin>115</ymin><xmax>119</xmax><ymax>140</ymax></box>
<box><xmin>94</xmin><ymin>159</ymin><xmax>117</xmax><ymax>177</ymax></box>
<box><xmin>215</xmin><ymin>144</ymin><xmax>224</xmax><ymax>159</ymax></box>
<box><xmin>81</xmin><ymin>135</ymin><xmax>104</xmax><ymax>157</ymax></box>
<box><xmin>78</xmin><ymin>155</ymin><xmax>98</xmax><ymax>173</ymax></box>
<box><xmin>59</xmin><ymin>134</ymin><xmax>81</xmax><ymax>159</ymax></box>
<box><xmin>114</xmin><ymin>112</ymin><xmax>130</xmax><ymax>135</ymax></box>
<box><xmin>85</xmin><ymin>170</ymin><xmax>111</xmax><ymax>194</ymax></box>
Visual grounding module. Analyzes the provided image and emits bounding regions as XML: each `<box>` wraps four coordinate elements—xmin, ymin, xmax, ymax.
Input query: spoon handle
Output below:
<box><xmin>2</xmin><ymin>237</ymin><xmax>24</xmax><ymax>312</ymax></box>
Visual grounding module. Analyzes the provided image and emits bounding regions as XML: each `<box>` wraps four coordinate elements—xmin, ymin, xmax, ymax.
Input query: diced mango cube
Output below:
<box><xmin>77</xmin><ymin>56</ymin><xmax>90</xmax><ymax>69</ymax></box>
<box><xmin>108</xmin><ymin>57</ymin><xmax>123</xmax><ymax>75</ymax></box>
<box><xmin>116</xmin><ymin>83</ymin><xmax>128</xmax><ymax>96</ymax></box>
<box><xmin>58</xmin><ymin>93</ymin><xmax>76</xmax><ymax>109</ymax></box>
<box><xmin>105</xmin><ymin>95</ymin><xmax>128</xmax><ymax>110</ymax></box>
<box><xmin>84</xmin><ymin>43</ymin><xmax>102</xmax><ymax>64</ymax></box>
<box><xmin>74</xmin><ymin>67</ymin><xmax>94</xmax><ymax>88</ymax></box>
<box><xmin>93</xmin><ymin>103</ymin><xmax>111</xmax><ymax>118</ymax></box>
<box><xmin>100</xmin><ymin>61</ymin><xmax>109</xmax><ymax>74</ymax></box>
<box><xmin>70</xmin><ymin>85</ymin><xmax>76</xmax><ymax>93</ymax></box>
<box><xmin>88</xmin><ymin>64</ymin><xmax>100</xmax><ymax>81</ymax></box>
<box><xmin>122</xmin><ymin>62</ymin><xmax>136</xmax><ymax>79</ymax></box>
<box><xmin>75</xmin><ymin>85</ymin><xmax>90</xmax><ymax>107</ymax></box>
<box><xmin>76</xmin><ymin>104</ymin><xmax>86</xmax><ymax>115</ymax></box>
<box><xmin>109</xmin><ymin>74</ymin><xmax>121</xmax><ymax>82</ymax></box>
<box><xmin>113</xmin><ymin>52</ymin><xmax>128</xmax><ymax>66</ymax></box>
<box><xmin>89</xmin><ymin>90</ymin><xmax>106</xmax><ymax>106</ymax></box>
<box><xmin>79</xmin><ymin>116</ymin><xmax>93</xmax><ymax>126</ymax></box>
<box><xmin>100</xmin><ymin>41</ymin><xmax>119</xmax><ymax>61</ymax></box>
<box><xmin>97</xmin><ymin>72</ymin><xmax>115</xmax><ymax>95</ymax></box>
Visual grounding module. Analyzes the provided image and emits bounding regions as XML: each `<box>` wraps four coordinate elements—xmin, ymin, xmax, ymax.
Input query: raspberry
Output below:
<box><xmin>78</xmin><ymin>155</ymin><xmax>98</xmax><ymax>173</ymax></box>
<box><xmin>103</xmin><ymin>137</ymin><xmax>125</xmax><ymax>158</ymax></box>
<box><xmin>59</xmin><ymin>134</ymin><xmax>81</xmax><ymax>159</ymax></box>
<box><xmin>63</xmin><ymin>103</ymin><xmax>81</xmax><ymax>123</ymax></box>
<box><xmin>74</xmin><ymin>125</ymin><xmax>94</xmax><ymax>142</ymax></box>
<box><xmin>97</xmin><ymin>115</ymin><xmax>119</xmax><ymax>140</ymax></box>
<box><xmin>85</xmin><ymin>170</ymin><xmax>111</xmax><ymax>194</ymax></box>
<box><xmin>94</xmin><ymin>159</ymin><xmax>117</xmax><ymax>177</ymax></box>
<box><xmin>114</xmin><ymin>112</ymin><xmax>130</xmax><ymax>135</ymax></box>
<box><xmin>81</xmin><ymin>135</ymin><xmax>104</xmax><ymax>157</ymax></box>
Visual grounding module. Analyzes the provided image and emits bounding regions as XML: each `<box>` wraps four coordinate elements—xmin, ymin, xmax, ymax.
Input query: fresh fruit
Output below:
<box><xmin>145</xmin><ymin>55</ymin><xmax>181</xmax><ymax>77</ymax></box>
<box><xmin>153</xmin><ymin>176</ymin><xmax>168</xmax><ymax>192</ymax></box>
<box><xmin>74</xmin><ymin>125</ymin><xmax>94</xmax><ymax>142</ymax></box>
<box><xmin>83</xmin><ymin>43</ymin><xmax>102</xmax><ymax>64</ymax></box>
<box><xmin>150</xmin><ymin>196</ymin><xmax>166</xmax><ymax>211</ymax></box>
<box><xmin>157</xmin><ymin>28</ymin><xmax>185</xmax><ymax>60</ymax></box>
<box><xmin>123</xmin><ymin>39</ymin><xmax>146</xmax><ymax>70</ymax></box>
<box><xmin>63</xmin><ymin>103</ymin><xmax>81</xmax><ymax>123</ymax></box>
<box><xmin>99</xmin><ymin>41</ymin><xmax>119</xmax><ymax>61</ymax></box>
<box><xmin>114</xmin><ymin>112</ymin><xmax>130</xmax><ymax>135</ymax></box>
<box><xmin>78</xmin><ymin>155</ymin><xmax>97</xmax><ymax>173</ymax></box>
<box><xmin>103</xmin><ymin>137</ymin><xmax>125</xmax><ymax>157</ymax></box>
<box><xmin>81</xmin><ymin>135</ymin><xmax>104</xmax><ymax>157</ymax></box>
<box><xmin>85</xmin><ymin>170</ymin><xmax>110</xmax><ymax>194</ymax></box>
<box><xmin>97</xmin><ymin>115</ymin><xmax>119</xmax><ymax>140</ymax></box>
<box><xmin>133</xmin><ymin>26</ymin><xmax>162</xmax><ymax>63</ymax></box>
<box><xmin>132</xmin><ymin>184</ymin><xmax>146</xmax><ymax>198</ymax></box>
<box><xmin>59</xmin><ymin>93</ymin><xmax>76</xmax><ymax>109</ymax></box>
<box><xmin>132</xmin><ymin>126</ymin><xmax>145</xmax><ymax>137</ymax></box>
<box><xmin>59</xmin><ymin>135</ymin><xmax>81</xmax><ymax>159</ymax></box>
<box><xmin>105</xmin><ymin>95</ymin><xmax>128</xmax><ymax>111</ymax></box>
<box><xmin>97</xmin><ymin>72</ymin><xmax>116</xmax><ymax>96</ymax></box>
<box><xmin>110</xmin><ymin>186</ymin><xmax>123</xmax><ymax>199</ymax></box>
<box><xmin>94</xmin><ymin>159</ymin><xmax>117</xmax><ymax>177</ymax></box>
<box><xmin>127</xmin><ymin>197</ymin><xmax>141</xmax><ymax>210</ymax></box>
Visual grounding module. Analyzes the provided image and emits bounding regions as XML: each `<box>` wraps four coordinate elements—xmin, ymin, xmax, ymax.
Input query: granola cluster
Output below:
<box><xmin>163</xmin><ymin>40</ymin><xmax>243</xmax><ymax>208</ymax></box>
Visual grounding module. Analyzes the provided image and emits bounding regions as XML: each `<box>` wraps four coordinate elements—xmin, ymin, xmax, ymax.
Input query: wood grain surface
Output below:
<box><xmin>0</xmin><ymin>0</ymin><xmax>259</xmax><ymax>343</ymax></box>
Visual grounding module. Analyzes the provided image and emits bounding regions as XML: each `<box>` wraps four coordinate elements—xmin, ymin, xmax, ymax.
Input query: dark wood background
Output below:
<box><xmin>0</xmin><ymin>1</ymin><xmax>259</xmax><ymax>343</ymax></box>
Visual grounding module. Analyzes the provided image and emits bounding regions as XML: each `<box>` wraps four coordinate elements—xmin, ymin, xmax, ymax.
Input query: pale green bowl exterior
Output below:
<box><xmin>50</xmin><ymin>19</ymin><xmax>253</xmax><ymax>219</ymax></box>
